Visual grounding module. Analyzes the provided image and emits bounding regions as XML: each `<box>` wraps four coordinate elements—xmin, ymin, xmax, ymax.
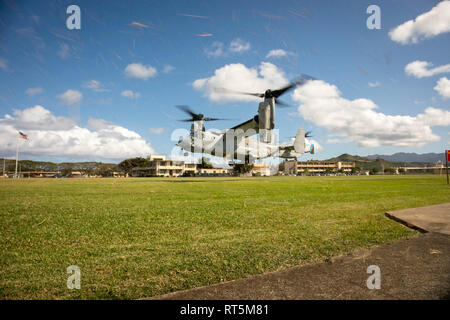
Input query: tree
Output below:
<box><xmin>97</xmin><ymin>164</ymin><xmax>114</xmax><ymax>177</ymax></box>
<box><xmin>278</xmin><ymin>161</ymin><xmax>286</xmax><ymax>172</ymax></box>
<box><xmin>83</xmin><ymin>167</ymin><xmax>95</xmax><ymax>176</ymax></box>
<box><xmin>198</xmin><ymin>157</ymin><xmax>213</xmax><ymax>169</ymax></box>
<box><xmin>118</xmin><ymin>157</ymin><xmax>150</xmax><ymax>174</ymax></box>
<box><xmin>384</xmin><ymin>168</ymin><xmax>396</xmax><ymax>174</ymax></box>
<box><xmin>232</xmin><ymin>163</ymin><xmax>254</xmax><ymax>176</ymax></box>
<box><xmin>369</xmin><ymin>167</ymin><xmax>379</xmax><ymax>175</ymax></box>
<box><xmin>61</xmin><ymin>166</ymin><xmax>73</xmax><ymax>176</ymax></box>
<box><xmin>182</xmin><ymin>170</ymin><xmax>195</xmax><ymax>177</ymax></box>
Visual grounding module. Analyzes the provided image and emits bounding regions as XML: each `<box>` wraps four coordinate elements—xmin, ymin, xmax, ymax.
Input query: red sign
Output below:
<box><xmin>447</xmin><ymin>150</ymin><xmax>450</xmax><ymax>162</ymax></box>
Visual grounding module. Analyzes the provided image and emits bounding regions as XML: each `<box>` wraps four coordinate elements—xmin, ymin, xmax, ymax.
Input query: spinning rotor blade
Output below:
<box><xmin>176</xmin><ymin>105</ymin><xmax>197</xmax><ymax>118</ymax></box>
<box><xmin>175</xmin><ymin>105</ymin><xmax>204</xmax><ymax>121</ymax></box>
<box><xmin>297</xmin><ymin>74</ymin><xmax>316</xmax><ymax>83</ymax></box>
<box><xmin>271</xmin><ymin>82</ymin><xmax>298</xmax><ymax>98</ymax></box>
<box><xmin>274</xmin><ymin>98</ymin><xmax>291</xmax><ymax>107</ymax></box>
<box><xmin>271</xmin><ymin>74</ymin><xmax>316</xmax><ymax>98</ymax></box>
<box><xmin>286</xmin><ymin>130</ymin><xmax>313</xmax><ymax>139</ymax></box>
<box><xmin>203</xmin><ymin>117</ymin><xmax>229</xmax><ymax>121</ymax></box>
<box><xmin>214</xmin><ymin>87</ymin><xmax>264</xmax><ymax>98</ymax></box>
<box><xmin>178</xmin><ymin>118</ymin><xmax>227</xmax><ymax>122</ymax></box>
<box><xmin>175</xmin><ymin>105</ymin><xmax>228</xmax><ymax>122</ymax></box>
<box><xmin>214</xmin><ymin>74</ymin><xmax>316</xmax><ymax>101</ymax></box>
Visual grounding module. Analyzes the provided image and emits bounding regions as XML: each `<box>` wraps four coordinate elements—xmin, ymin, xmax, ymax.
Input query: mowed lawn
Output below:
<box><xmin>1</xmin><ymin>175</ymin><xmax>449</xmax><ymax>299</ymax></box>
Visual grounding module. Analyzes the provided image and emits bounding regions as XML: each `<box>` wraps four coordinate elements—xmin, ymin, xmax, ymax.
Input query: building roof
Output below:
<box><xmin>252</xmin><ymin>163</ymin><xmax>269</xmax><ymax>168</ymax></box>
<box><xmin>148</xmin><ymin>154</ymin><xmax>166</xmax><ymax>161</ymax></box>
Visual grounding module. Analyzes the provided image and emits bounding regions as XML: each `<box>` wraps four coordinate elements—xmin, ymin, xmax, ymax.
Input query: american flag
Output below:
<box><xmin>18</xmin><ymin>131</ymin><xmax>29</xmax><ymax>140</ymax></box>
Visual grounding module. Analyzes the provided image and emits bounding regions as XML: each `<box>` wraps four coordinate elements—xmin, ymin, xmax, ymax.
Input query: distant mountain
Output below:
<box><xmin>326</xmin><ymin>154</ymin><xmax>434</xmax><ymax>171</ymax></box>
<box><xmin>367</xmin><ymin>152</ymin><xmax>445</xmax><ymax>164</ymax></box>
<box><xmin>326</xmin><ymin>153</ymin><xmax>373</xmax><ymax>163</ymax></box>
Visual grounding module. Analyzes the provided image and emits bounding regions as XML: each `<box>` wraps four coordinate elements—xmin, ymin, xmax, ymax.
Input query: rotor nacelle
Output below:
<box><xmin>258</xmin><ymin>97</ymin><xmax>275</xmax><ymax>143</ymax></box>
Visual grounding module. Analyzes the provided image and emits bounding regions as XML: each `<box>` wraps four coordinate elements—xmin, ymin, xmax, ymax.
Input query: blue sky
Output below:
<box><xmin>0</xmin><ymin>0</ymin><xmax>449</xmax><ymax>163</ymax></box>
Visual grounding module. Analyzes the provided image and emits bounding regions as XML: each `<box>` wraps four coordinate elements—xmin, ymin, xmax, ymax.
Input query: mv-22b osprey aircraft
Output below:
<box><xmin>176</xmin><ymin>76</ymin><xmax>315</xmax><ymax>163</ymax></box>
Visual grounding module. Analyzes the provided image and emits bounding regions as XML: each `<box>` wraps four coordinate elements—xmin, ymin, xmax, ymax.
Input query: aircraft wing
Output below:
<box><xmin>228</xmin><ymin>116</ymin><xmax>259</xmax><ymax>136</ymax></box>
<box><xmin>279</xmin><ymin>138</ymin><xmax>295</xmax><ymax>150</ymax></box>
<box><xmin>279</xmin><ymin>144</ymin><xmax>294</xmax><ymax>151</ymax></box>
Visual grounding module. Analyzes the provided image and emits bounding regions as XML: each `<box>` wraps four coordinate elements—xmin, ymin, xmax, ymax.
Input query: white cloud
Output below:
<box><xmin>163</xmin><ymin>65</ymin><xmax>175</xmax><ymax>73</ymax></box>
<box><xmin>326</xmin><ymin>138</ymin><xmax>347</xmax><ymax>144</ymax></box>
<box><xmin>0</xmin><ymin>105</ymin><xmax>153</xmax><ymax>160</ymax></box>
<box><xmin>83</xmin><ymin>80</ymin><xmax>108</xmax><ymax>92</ymax></box>
<box><xmin>417</xmin><ymin>106</ymin><xmax>450</xmax><ymax>125</ymax></box>
<box><xmin>125</xmin><ymin>63</ymin><xmax>157</xmax><ymax>80</ymax></box>
<box><xmin>196</xmin><ymin>33</ymin><xmax>213</xmax><ymax>37</ymax></box>
<box><xmin>205</xmin><ymin>39</ymin><xmax>251</xmax><ymax>57</ymax></box>
<box><xmin>292</xmin><ymin>80</ymin><xmax>450</xmax><ymax>147</ymax></box>
<box><xmin>0</xmin><ymin>57</ymin><xmax>8</xmax><ymax>71</ymax></box>
<box><xmin>32</xmin><ymin>15</ymin><xmax>40</xmax><ymax>25</ymax></box>
<box><xmin>389</xmin><ymin>1</ymin><xmax>450</xmax><ymax>44</ymax></box>
<box><xmin>405</xmin><ymin>60</ymin><xmax>450</xmax><ymax>78</ymax></box>
<box><xmin>193</xmin><ymin>62</ymin><xmax>288</xmax><ymax>102</ymax></box>
<box><xmin>433</xmin><ymin>77</ymin><xmax>450</xmax><ymax>98</ymax></box>
<box><xmin>266</xmin><ymin>49</ymin><xmax>292</xmax><ymax>58</ymax></box>
<box><xmin>121</xmin><ymin>90</ymin><xmax>141</xmax><ymax>99</ymax></box>
<box><xmin>149</xmin><ymin>127</ymin><xmax>165</xmax><ymax>134</ymax></box>
<box><xmin>229</xmin><ymin>38</ymin><xmax>250</xmax><ymax>53</ymax></box>
<box><xmin>130</xmin><ymin>21</ymin><xmax>150</xmax><ymax>29</ymax></box>
<box><xmin>25</xmin><ymin>87</ymin><xmax>43</xmax><ymax>96</ymax></box>
<box><xmin>15</xmin><ymin>27</ymin><xmax>42</xmax><ymax>41</ymax></box>
<box><xmin>204</xmin><ymin>41</ymin><xmax>224</xmax><ymax>57</ymax></box>
<box><xmin>58</xmin><ymin>89</ymin><xmax>82</xmax><ymax>106</ymax></box>
<box><xmin>2</xmin><ymin>105</ymin><xmax>75</xmax><ymax>131</ymax></box>
<box><xmin>368</xmin><ymin>81</ymin><xmax>380</xmax><ymax>87</ymax></box>
<box><xmin>57</xmin><ymin>43</ymin><xmax>70</xmax><ymax>59</ymax></box>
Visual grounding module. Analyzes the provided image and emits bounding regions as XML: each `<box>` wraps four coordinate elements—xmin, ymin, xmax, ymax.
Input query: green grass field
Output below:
<box><xmin>1</xmin><ymin>175</ymin><xmax>449</xmax><ymax>299</ymax></box>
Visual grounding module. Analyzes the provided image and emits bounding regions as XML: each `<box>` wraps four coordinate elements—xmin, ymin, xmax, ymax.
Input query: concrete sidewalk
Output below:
<box><xmin>149</xmin><ymin>203</ymin><xmax>450</xmax><ymax>300</ymax></box>
<box><xmin>386</xmin><ymin>203</ymin><xmax>450</xmax><ymax>235</ymax></box>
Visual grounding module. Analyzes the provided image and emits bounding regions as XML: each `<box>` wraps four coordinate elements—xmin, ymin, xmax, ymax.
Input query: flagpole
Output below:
<box><xmin>446</xmin><ymin>150</ymin><xmax>449</xmax><ymax>185</ymax></box>
<box><xmin>15</xmin><ymin>136</ymin><xmax>19</xmax><ymax>178</ymax></box>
